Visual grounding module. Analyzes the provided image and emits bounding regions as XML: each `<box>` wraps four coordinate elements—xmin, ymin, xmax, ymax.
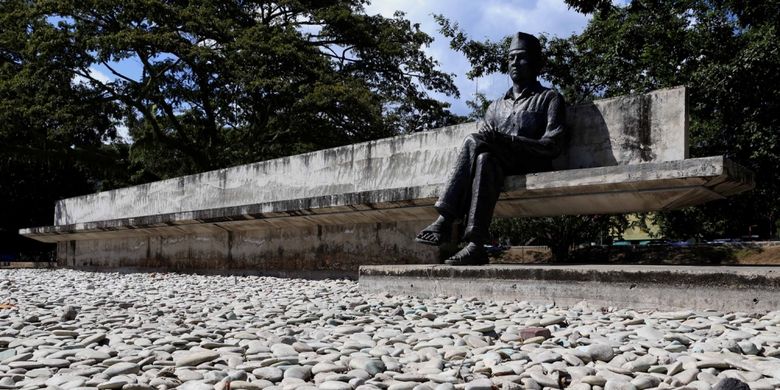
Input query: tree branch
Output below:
<box><xmin>101</xmin><ymin>61</ymin><xmax>137</xmax><ymax>84</ymax></box>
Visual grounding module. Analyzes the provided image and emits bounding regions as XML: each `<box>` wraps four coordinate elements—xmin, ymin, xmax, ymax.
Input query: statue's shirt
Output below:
<box><xmin>481</xmin><ymin>81</ymin><xmax>566</xmax><ymax>158</ymax></box>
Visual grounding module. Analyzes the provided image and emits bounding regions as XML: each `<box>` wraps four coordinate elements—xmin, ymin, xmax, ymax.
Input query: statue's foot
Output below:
<box><xmin>444</xmin><ymin>242</ymin><xmax>489</xmax><ymax>266</ymax></box>
<box><xmin>415</xmin><ymin>216</ymin><xmax>452</xmax><ymax>246</ymax></box>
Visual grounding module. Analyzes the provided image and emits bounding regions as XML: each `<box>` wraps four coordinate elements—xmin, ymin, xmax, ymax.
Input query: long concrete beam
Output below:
<box><xmin>21</xmin><ymin>156</ymin><xmax>753</xmax><ymax>243</ymax></box>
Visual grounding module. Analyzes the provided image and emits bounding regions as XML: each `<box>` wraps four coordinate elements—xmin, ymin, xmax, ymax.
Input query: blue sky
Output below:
<box><xmin>81</xmin><ymin>0</ymin><xmax>592</xmax><ymax>139</ymax></box>
<box><xmin>365</xmin><ymin>0</ymin><xmax>591</xmax><ymax>115</ymax></box>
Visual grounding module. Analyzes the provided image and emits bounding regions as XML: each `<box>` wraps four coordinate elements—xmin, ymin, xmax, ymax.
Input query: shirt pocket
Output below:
<box><xmin>516</xmin><ymin>111</ymin><xmax>547</xmax><ymax>138</ymax></box>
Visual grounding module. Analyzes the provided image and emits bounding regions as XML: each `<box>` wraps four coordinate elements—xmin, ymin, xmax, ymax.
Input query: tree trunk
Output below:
<box><xmin>550</xmin><ymin>242</ymin><xmax>571</xmax><ymax>262</ymax></box>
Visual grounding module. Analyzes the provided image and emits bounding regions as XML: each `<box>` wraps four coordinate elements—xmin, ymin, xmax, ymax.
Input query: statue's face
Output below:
<box><xmin>508</xmin><ymin>40</ymin><xmax>537</xmax><ymax>84</ymax></box>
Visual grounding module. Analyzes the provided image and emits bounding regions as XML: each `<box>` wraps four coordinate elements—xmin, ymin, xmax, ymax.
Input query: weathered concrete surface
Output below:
<box><xmin>54</xmin><ymin>220</ymin><xmax>436</xmax><ymax>274</ymax></box>
<box><xmin>17</xmin><ymin>87</ymin><xmax>755</xmax><ymax>272</ymax></box>
<box><xmin>561</xmin><ymin>86</ymin><xmax>688</xmax><ymax>169</ymax></box>
<box><xmin>50</xmin><ymin>87</ymin><xmax>688</xmax><ymax>226</ymax></box>
<box><xmin>21</xmin><ymin>156</ymin><xmax>754</xmax><ymax>242</ymax></box>
<box><xmin>359</xmin><ymin>264</ymin><xmax>780</xmax><ymax>312</ymax></box>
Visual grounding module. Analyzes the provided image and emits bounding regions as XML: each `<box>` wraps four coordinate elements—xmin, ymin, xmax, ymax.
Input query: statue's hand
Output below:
<box><xmin>479</xmin><ymin>128</ymin><xmax>504</xmax><ymax>144</ymax></box>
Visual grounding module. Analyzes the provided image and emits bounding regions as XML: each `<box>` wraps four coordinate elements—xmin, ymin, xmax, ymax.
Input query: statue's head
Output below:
<box><xmin>508</xmin><ymin>32</ymin><xmax>542</xmax><ymax>84</ymax></box>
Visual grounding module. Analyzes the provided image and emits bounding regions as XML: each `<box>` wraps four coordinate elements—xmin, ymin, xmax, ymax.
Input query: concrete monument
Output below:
<box><xmin>416</xmin><ymin>32</ymin><xmax>566</xmax><ymax>265</ymax></box>
<box><xmin>20</xmin><ymin>36</ymin><xmax>755</xmax><ymax>273</ymax></box>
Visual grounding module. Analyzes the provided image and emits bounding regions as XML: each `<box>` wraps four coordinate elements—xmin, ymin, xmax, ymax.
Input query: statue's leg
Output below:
<box><xmin>434</xmin><ymin>133</ymin><xmax>487</xmax><ymax>218</ymax></box>
<box><xmin>417</xmin><ymin>133</ymin><xmax>488</xmax><ymax>246</ymax></box>
<box><xmin>445</xmin><ymin>152</ymin><xmax>504</xmax><ymax>265</ymax></box>
<box><xmin>464</xmin><ymin>152</ymin><xmax>504</xmax><ymax>243</ymax></box>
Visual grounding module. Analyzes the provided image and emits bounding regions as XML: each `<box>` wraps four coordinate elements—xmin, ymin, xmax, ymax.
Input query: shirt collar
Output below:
<box><xmin>503</xmin><ymin>80</ymin><xmax>543</xmax><ymax>100</ymax></box>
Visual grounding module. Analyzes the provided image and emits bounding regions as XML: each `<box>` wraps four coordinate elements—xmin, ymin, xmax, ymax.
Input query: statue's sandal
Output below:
<box><xmin>444</xmin><ymin>243</ymin><xmax>488</xmax><ymax>266</ymax></box>
<box><xmin>414</xmin><ymin>228</ymin><xmax>450</xmax><ymax>246</ymax></box>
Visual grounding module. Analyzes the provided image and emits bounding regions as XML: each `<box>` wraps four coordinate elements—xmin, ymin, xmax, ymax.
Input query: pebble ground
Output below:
<box><xmin>1</xmin><ymin>269</ymin><xmax>779</xmax><ymax>390</ymax></box>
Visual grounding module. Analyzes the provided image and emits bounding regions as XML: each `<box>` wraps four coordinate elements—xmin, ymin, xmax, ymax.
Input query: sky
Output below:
<box><xmin>364</xmin><ymin>0</ymin><xmax>591</xmax><ymax>115</ymax></box>
<box><xmin>81</xmin><ymin>0</ymin><xmax>593</xmax><ymax>140</ymax></box>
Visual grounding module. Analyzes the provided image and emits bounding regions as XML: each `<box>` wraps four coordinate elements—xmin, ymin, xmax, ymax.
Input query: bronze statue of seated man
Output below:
<box><xmin>415</xmin><ymin>32</ymin><xmax>567</xmax><ymax>266</ymax></box>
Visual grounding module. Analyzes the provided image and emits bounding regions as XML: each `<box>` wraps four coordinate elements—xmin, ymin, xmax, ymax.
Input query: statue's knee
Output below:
<box><xmin>462</xmin><ymin>134</ymin><xmax>487</xmax><ymax>153</ymax></box>
<box><xmin>476</xmin><ymin>153</ymin><xmax>503</xmax><ymax>176</ymax></box>
<box><xmin>464</xmin><ymin>133</ymin><xmax>483</xmax><ymax>145</ymax></box>
<box><xmin>476</xmin><ymin>152</ymin><xmax>494</xmax><ymax>164</ymax></box>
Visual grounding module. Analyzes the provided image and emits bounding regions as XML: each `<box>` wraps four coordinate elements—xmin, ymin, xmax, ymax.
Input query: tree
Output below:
<box><xmin>44</xmin><ymin>0</ymin><xmax>464</xmax><ymax>180</ymax></box>
<box><xmin>491</xmin><ymin>215</ymin><xmax>628</xmax><ymax>261</ymax></box>
<box><xmin>464</xmin><ymin>92</ymin><xmax>491</xmax><ymax>122</ymax></box>
<box><xmin>555</xmin><ymin>0</ymin><xmax>780</xmax><ymax>239</ymax></box>
<box><xmin>1</xmin><ymin>0</ymin><xmax>467</xmax><ymax>256</ymax></box>
<box><xmin>0</xmin><ymin>0</ymin><xmax>127</xmax><ymax>258</ymax></box>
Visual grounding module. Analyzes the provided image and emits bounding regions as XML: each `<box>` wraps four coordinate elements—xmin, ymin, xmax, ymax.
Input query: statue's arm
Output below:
<box><xmin>511</xmin><ymin>92</ymin><xmax>565</xmax><ymax>158</ymax></box>
<box><xmin>477</xmin><ymin>101</ymin><xmax>500</xmax><ymax>133</ymax></box>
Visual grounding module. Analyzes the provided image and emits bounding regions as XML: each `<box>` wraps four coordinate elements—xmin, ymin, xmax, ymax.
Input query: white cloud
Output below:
<box><xmin>68</xmin><ymin>68</ymin><xmax>132</xmax><ymax>143</ymax></box>
<box><xmin>89</xmin><ymin>68</ymin><xmax>112</xmax><ymax>84</ymax></box>
<box><xmin>115</xmin><ymin>124</ymin><xmax>131</xmax><ymax>143</ymax></box>
<box><xmin>479</xmin><ymin>0</ymin><xmax>589</xmax><ymax>38</ymax></box>
<box><xmin>365</xmin><ymin>0</ymin><xmax>590</xmax><ymax>115</ymax></box>
<box><xmin>72</xmin><ymin>67</ymin><xmax>112</xmax><ymax>86</ymax></box>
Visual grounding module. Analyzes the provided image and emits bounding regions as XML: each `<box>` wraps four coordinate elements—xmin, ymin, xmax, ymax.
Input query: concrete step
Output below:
<box><xmin>359</xmin><ymin>264</ymin><xmax>780</xmax><ymax>313</ymax></box>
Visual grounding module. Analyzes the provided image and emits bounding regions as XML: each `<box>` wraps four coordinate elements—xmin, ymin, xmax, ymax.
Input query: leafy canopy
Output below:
<box><xmin>42</xmin><ymin>0</ymin><xmax>464</xmax><ymax>178</ymax></box>
<box><xmin>0</xmin><ymin>0</ymin><xmax>128</xmax><ymax>256</ymax></box>
<box><xmin>1</xmin><ymin>0</ymin><xmax>466</xmax><ymax>255</ymax></box>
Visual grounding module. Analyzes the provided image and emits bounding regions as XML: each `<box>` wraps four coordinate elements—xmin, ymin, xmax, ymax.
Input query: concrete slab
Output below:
<box><xmin>50</xmin><ymin>220</ymin><xmax>436</xmax><ymax>272</ymax></box>
<box><xmin>21</xmin><ymin>156</ymin><xmax>753</xmax><ymax>243</ymax></box>
<box><xmin>359</xmin><ymin>264</ymin><xmax>780</xmax><ymax>312</ymax></box>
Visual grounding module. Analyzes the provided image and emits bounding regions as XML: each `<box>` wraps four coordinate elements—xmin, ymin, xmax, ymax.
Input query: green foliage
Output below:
<box><xmin>5</xmin><ymin>0</ymin><xmax>778</xmax><ymax>260</ymax></box>
<box><xmin>0</xmin><ymin>0</ymin><xmax>128</xmax><ymax>256</ymax></box>
<box><xmin>563</xmin><ymin>0</ymin><xmax>614</xmax><ymax>14</ymax></box>
<box><xmin>464</xmin><ymin>92</ymin><xmax>491</xmax><ymax>122</ymax></box>
<box><xmin>41</xmin><ymin>0</ymin><xmax>463</xmax><ymax>179</ymax></box>
<box><xmin>560</xmin><ymin>0</ymin><xmax>780</xmax><ymax>239</ymax></box>
<box><xmin>491</xmin><ymin>215</ymin><xmax>629</xmax><ymax>261</ymax></box>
